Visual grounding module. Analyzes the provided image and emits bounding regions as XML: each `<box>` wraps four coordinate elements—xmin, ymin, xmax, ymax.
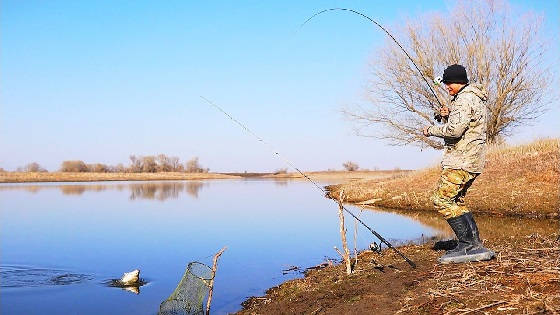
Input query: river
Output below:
<box><xmin>0</xmin><ymin>179</ymin><xmax>440</xmax><ymax>314</ymax></box>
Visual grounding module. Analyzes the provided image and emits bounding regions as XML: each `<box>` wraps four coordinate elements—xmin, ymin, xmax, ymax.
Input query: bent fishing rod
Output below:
<box><xmin>302</xmin><ymin>8</ymin><xmax>445</xmax><ymax>114</ymax></box>
<box><xmin>200</xmin><ymin>96</ymin><xmax>416</xmax><ymax>268</ymax></box>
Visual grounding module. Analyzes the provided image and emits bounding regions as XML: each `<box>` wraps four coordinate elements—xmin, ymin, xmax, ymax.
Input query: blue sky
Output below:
<box><xmin>1</xmin><ymin>0</ymin><xmax>558</xmax><ymax>172</ymax></box>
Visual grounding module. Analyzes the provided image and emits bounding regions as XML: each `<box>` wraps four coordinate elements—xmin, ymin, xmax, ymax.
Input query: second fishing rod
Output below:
<box><xmin>200</xmin><ymin>96</ymin><xmax>416</xmax><ymax>268</ymax></box>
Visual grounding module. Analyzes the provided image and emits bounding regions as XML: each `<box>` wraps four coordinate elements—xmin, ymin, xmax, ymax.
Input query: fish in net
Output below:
<box><xmin>159</xmin><ymin>262</ymin><xmax>213</xmax><ymax>315</ymax></box>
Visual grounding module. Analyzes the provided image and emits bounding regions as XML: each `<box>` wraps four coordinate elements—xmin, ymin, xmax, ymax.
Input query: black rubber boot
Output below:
<box><xmin>464</xmin><ymin>212</ymin><xmax>481</xmax><ymax>244</ymax></box>
<box><xmin>438</xmin><ymin>213</ymin><xmax>495</xmax><ymax>264</ymax></box>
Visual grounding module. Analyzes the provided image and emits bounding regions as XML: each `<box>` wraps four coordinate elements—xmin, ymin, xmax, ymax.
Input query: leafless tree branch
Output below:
<box><xmin>346</xmin><ymin>0</ymin><xmax>554</xmax><ymax>148</ymax></box>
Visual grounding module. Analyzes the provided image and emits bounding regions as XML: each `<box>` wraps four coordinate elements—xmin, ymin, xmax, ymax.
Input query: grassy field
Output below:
<box><xmin>0</xmin><ymin>170</ymin><xmax>407</xmax><ymax>184</ymax></box>
<box><xmin>326</xmin><ymin>138</ymin><xmax>560</xmax><ymax>218</ymax></box>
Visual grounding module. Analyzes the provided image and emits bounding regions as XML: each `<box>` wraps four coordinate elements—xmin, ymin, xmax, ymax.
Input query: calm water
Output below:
<box><xmin>0</xmin><ymin>179</ymin><xmax>440</xmax><ymax>314</ymax></box>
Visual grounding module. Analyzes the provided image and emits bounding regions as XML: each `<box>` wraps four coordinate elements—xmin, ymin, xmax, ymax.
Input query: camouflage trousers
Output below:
<box><xmin>432</xmin><ymin>168</ymin><xmax>479</xmax><ymax>219</ymax></box>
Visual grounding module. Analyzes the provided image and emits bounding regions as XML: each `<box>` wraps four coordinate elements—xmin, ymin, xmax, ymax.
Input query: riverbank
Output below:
<box><xmin>0</xmin><ymin>170</ymin><xmax>407</xmax><ymax>184</ymax></box>
<box><xmin>0</xmin><ymin>172</ymin><xmax>241</xmax><ymax>183</ymax></box>
<box><xmin>239</xmin><ymin>212</ymin><xmax>559</xmax><ymax>314</ymax></box>
<box><xmin>326</xmin><ymin>139</ymin><xmax>559</xmax><ymax>219</ymax></box>
<box><xmin>239</xmin><ymin>139</ymin><xmax>559</xmax><ymax>314</ymax></box>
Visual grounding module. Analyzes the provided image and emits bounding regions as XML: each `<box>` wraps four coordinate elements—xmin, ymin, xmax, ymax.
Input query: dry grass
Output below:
<box><xmin>0</xmin><ymin>172</ymin><xmax>241</xmax><ymax>183</ymax></box>
<box><xmin>398</xmin><ymin>234</ymin><xmax>560</xmax><ymax>314</ymax></box>
<box><xmin>327</xmin><ymin>139</ymin><xmax>560</xmax><ymax>218</ymax></box>
<box><xmin>263</xmin><ymin>170</ymin><xmax>410</xmax><ymax>182</ymax></box>
<box><xmin>0</xmin><ymin>170</ymin><xmax>409</xmax><ymax>184</ymax></box>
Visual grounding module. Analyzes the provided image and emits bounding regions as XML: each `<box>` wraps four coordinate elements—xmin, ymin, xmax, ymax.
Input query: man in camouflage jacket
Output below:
<box><xmin>423</xmin><ymin>64</ymin><xmax>494</xmax><ymax>264</ymax></box>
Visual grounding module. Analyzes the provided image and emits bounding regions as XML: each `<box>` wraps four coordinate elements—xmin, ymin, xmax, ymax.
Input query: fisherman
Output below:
<box><xmin>423</xmin><ymin>64</ymin><xmax>495</xmax><ymax>264</ymax></box>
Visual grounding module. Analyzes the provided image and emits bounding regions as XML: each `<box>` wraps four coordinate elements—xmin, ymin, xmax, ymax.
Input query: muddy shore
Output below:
<box><xmin>238</xmin><ymin>211</ymin><xmax>559</xmax><ymax>314</ymax></box>
<box><xmin>236</xmin><ymin>139</ymin><xmax>560</xmax><ymax>314</ymax></box>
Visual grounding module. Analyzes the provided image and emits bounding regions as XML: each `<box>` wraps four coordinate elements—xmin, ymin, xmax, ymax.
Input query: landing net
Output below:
<box><xmin>159</xmin><ymin>262</ymin><xmax>213</xmax><ymax>315</ymax></box>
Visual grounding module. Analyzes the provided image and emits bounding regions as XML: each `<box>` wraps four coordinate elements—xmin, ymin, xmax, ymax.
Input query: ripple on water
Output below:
<box><xmin>0</xmin><ymin>265</ymin><xmax>92</xmax><ymax>288</ymax></box>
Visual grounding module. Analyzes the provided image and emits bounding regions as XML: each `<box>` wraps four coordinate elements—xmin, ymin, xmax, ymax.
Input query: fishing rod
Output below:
<box><xmin>200</xmin><ymin>96</ymin><xmax>416</xmax><ymax>268</ymax></box>
<box><xmin>301</xmin><ymin>8</ymin><xmax>444</xmax><ymax>115</ymax></box>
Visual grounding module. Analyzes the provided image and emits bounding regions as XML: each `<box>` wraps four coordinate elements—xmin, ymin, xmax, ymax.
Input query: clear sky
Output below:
<box><xmin>1</xmin><ymin>0</ymin><xmax>558</xmax><ymax>172</ymax></box>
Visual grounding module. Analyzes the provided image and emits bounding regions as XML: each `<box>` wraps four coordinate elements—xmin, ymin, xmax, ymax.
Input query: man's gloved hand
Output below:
<box><xmin>434</xmin><ymin>106</ymin><xmax>449</xmax><ymax>122</ymax></box>
<box><xmin>440</xmin><ymin>106</ymin><xmax>449</xmax><ymax>117</ymax></box>
<box><xmin>434</xmin><ymin>112</ymin><xmax>442</xmax><ymax>122</ymax></box>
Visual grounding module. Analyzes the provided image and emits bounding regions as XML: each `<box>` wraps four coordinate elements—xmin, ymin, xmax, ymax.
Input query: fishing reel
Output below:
<box><xmin>432</xmin><ymin>76</ymin><xmax>445</xmax><ymax>122</ymax></box>
<box><xmin>369</xmin><ymin>242</ymin><xmax>382</xmax><ymax>254</ymax></box>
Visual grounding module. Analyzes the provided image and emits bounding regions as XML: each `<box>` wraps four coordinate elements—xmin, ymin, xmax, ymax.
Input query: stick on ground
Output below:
<box><xmin>337</xmin><ymin>190</ymin><xmax>352</xmax><ymax>275</ymax></box>
<box><xmin>206</xmin><ymin>246</ymin><xmax>227</xmax><ymax>315</ymax></box>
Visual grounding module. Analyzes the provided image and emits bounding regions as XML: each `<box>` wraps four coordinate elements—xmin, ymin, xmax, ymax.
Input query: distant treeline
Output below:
<box><xmin>12</xmin><ymin>155</ymin><xmax>209</xmax><ymax>173</ymax></box>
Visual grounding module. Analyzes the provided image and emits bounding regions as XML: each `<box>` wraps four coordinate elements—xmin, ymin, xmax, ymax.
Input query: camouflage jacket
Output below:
<box><xmin>428</xmin><ymin>84</ymin><xmax>488</xmax><ymax>173</ymax></box>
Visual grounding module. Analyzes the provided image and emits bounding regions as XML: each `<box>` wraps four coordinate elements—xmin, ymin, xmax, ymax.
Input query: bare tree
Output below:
<box><xmin>185</xmin><ymin>157</ymin><xmax>209</xmax><ymax>173</ymax></box>
<box><xmin>60</xmin><ymin>160</ymin><xmax>89</xmax><ymax>172</ymax></box>
<box><xmin>346</xmin><ymin>0</ymin><xmax>552</xmax><ymax>148</ymax></box>
<box><xmin>128</xmin><ymin>154</ymin><xmax>187</xmax><ymax>172</ymax></box>
<box><xmin>343</xmin><ymin>161</ymin><xmax>359</xmax><ymax>171</ymax></box>
<box><xmin>141</xmin><ymin>156</ymin><xmax>158</xmax><ymax>173</ymax></box>
<box><xmin>87</xmin><ymin>163</ymin><xmax>109</xmax><ymax>173</ymax></box>
<box><xmin>113</xmin><ymin>163</ymin><xmax>126</xmax><ymax>173</ymax></box>
<box><xmin>18</xmin><ymin>162</ymin><xmax>48</xmax><ymax>172</ymax></box>
<box><xmin>156</xmin><ymin>154</ymin><xmax>172</xmax><ymax>172</ymax></box>
<box><xmin>168</xmin><ymin>156</ymin><xmax>182</xmax><ymax>172</ymax></box>
<box><xmin>129</xmin><ymin>155</ymin><xmax>142</xmax><ymax>173</ymax></box>
<box><xmin>155</xmin><ymin>154</ymin><xmax>182</xmax><ymax>172</ymax></box>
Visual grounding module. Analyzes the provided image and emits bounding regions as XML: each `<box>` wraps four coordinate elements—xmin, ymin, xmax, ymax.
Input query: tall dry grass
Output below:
<box><xmin>327</xmin><ymin>138</ymin><xmax>559</xmax><ymax>218</ymax></box>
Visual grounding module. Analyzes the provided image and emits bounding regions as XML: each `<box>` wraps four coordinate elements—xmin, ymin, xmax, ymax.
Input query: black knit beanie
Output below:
<box><xmin>442</xmin><ymin>64</ymin><xmax>468</xmax><ymax>84</ymax></box>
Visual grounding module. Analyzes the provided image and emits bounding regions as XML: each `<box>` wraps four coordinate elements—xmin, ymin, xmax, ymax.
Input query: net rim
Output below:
<box><xmin>187</xmin><ymin>261</ymin><xmax>213</xmax><ymax>281</ymax></box>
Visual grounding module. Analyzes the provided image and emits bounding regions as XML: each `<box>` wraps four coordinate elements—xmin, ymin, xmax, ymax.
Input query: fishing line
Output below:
<box><xmin>200</xmin><ymin>96</ymin><xmax>416</xmax><ymax>268</ymax></box>
<box><xmin>301</xmin><ymin>8</ymin><xmax>443</xmax><ymax>111</ymax></box>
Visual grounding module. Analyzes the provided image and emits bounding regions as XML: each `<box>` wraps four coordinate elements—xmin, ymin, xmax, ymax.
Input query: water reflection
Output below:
<box><xmin>129</xmin><ymin>182</ymin><xmax>205</xmax><ymax>200</ymax></box>
<box><xmin>0</xmin><ymin>181</ymin><xmax>206</xmax><ymax>201</ymax></box>
<box><xmin>369</xmin><ymin>207</ymin><xmax>558</xmax><ymax>240</ymax></box>
<box><xmin>272</xmin><ymin>179</ymin><xmax>289</xmax><ymax>187</ymax></box>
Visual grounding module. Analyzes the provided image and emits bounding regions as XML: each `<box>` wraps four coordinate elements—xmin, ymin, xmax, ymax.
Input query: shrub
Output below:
<box><xmin>18</xmin><ymin>162</ymin><xmax>48</xmax><ymax>172</ymax></box>
<box><xmin>274</xmin><ymin>168</ymin><xmax>288</xmax><ymax>175</ymax></box>
<box><xmin>342</xmin><ymin>161</ymin><xmax>359</xmax><ymax>171</ymax></box>
<box><xmin>113</xmin><ymin>163</ymin><xmax>126</xmax><ymax>173</ymax></box>
<box><xmin>60</xmin><ymin>160</ymin><xmax>88</xmax><ymax>172</ymax></box>
<box><xmin>141</xmin><ymin>156</ymin><xmax>158</xmax><ymax>173</ymax></box>
<box><xmin>185</xmin><ymin>157</ymin><xmax>209</xmax><ymax>173</ymax></box>
<box><xmin>87</xmin><ymin>163</ymin><xmax>109</xmax><ymax>173</ymax></box>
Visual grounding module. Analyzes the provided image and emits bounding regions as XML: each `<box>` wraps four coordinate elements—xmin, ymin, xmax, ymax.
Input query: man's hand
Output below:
<box><xmin>423</xmin><ymin>126</ymin><xmax>431</xmax><ymax>137</ymax></box>
<box><xmin>440</xmin><ymin>106</ymin><xmax>449</xmax><ymax>118</ymax></box>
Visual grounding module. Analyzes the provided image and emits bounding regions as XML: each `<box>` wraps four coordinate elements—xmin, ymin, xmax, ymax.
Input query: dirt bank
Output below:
<box><xmin>239</xmin><ymin>139</ymin><xmax>560</xmax><ymax>314</ymax></box>
<box><xmin>326</xmin><ymin>139</ymin><xmax>559</xmax><ymax>219</ymax></box>
<box><xmin>238</xmin><ymin>213</ymin><xmax>559</xmax><ymax>314</ymax></box>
